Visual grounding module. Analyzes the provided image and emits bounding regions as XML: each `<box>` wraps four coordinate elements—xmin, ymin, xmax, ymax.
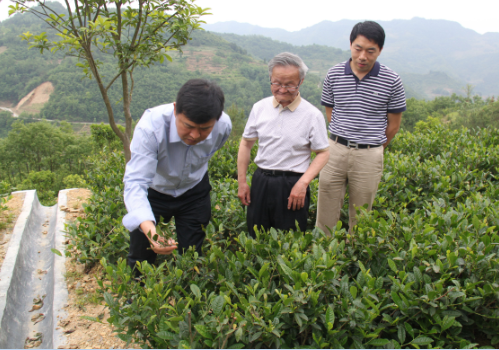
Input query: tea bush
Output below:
<box><xmin>67</xmin><ymin>123</ymin><xmax>499</xmax><ymax>347</ymax></box>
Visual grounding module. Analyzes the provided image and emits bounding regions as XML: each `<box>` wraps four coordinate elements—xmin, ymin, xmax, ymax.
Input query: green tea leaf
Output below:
<box><xmin>250</xmin><ymin>331</ymin><xmax>262</xmax><ymax>342</ymax></box>
<box><xmin>212</xmin><ymin>295</ymin><xmax>225</xmax><ymax>316</ymax></box>
<box><xmin>301</xmin><ymin>272</ymin><xmax>308</xmax><ymax>283</ymax></box>
<box><xmin>397</xmin><ymin>323</ymin><xmax>406</xmax><ymax>344</ymax></box>
<box><xmin>51</xmin><ymin>248</ymin><xmax>62</xmax><ymax>256</ymax></box>
<box><xmin>441</xmin><ymin>316</ymin><xmax>455</xmax><ymax>332</ymax></box>
<box><xmin>405</xmin><ymin>322</ymin><xmax>414</xmax><ymax>338</ymax></box>
<box><xmin>190</xmin><ymin>284</ymin><xmax>201</xmax><ymax>299</ymax></box>
<box><xmin>388</xmin><ymin>259</ymin><xmax>397</xmax><ymax>273</ymax></box>
<box><xmin>369</xmin><ymin>339</ymin><xmax>390</xmax><ymax>346</ymax></box>
<box><xmin>411</xmin><ymin>336</ymin><xmax>433</xmax><ymax>345</ymax></box>
<box><xmin>194</xmin><ymin>324</ymin><xmax>212</xmax><ymax>339</ymax></box>
<box><xmin>325</xmin><ymin>306</ymin><xmax>335</xmax><ymax>329</ymax></box>
<box><xmin>350</xmin><ymin>286</ymin><xmax>358</xmax><ymax>299</ymax></box>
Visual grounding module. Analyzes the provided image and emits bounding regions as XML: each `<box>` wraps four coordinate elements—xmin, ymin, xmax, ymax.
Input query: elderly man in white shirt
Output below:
<box><xmin>237</xmin><ymin>52</ymin><xmax>329</xmax><ymax>237</ymax></box>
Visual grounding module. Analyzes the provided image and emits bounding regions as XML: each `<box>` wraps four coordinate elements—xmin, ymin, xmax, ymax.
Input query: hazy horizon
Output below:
<box><xmin>0</xmin><ymin>0</ymin><xmax>498</xmax><ymax>35</ymax></box>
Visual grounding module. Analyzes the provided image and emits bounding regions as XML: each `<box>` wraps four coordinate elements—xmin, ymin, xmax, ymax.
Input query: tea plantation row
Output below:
<box><xmin>67</xmin><ymin>121</ymin><xmax>499</xmax><ymax>348</ymax></box>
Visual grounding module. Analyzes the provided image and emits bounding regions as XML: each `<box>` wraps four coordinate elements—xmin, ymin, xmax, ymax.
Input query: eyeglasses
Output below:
<box><xmin>270</xmin><ymin>82</ymin><xmax>301</xmax><ymax>92</ymax></box>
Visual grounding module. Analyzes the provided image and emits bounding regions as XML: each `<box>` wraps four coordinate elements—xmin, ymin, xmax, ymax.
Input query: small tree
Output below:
<box><xmin>9</xmin><ymin>0</ymin><xmax>209</xmax><ymax>161</ymax></box>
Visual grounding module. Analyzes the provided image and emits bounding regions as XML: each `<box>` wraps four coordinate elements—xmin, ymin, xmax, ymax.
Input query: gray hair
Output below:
<box><xmin>268</xmin><ymin>52</ymin><xmax>309</xmax><ymax>81</ymax></box>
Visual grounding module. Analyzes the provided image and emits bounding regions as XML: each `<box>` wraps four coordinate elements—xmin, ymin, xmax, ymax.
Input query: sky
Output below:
<box><xmin>1</xmin><ymin>0</ymin><xmax>498</xmax><ymax>34</ymax></box>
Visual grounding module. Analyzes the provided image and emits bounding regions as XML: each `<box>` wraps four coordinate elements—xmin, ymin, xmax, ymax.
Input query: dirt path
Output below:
<box><xmin>0</xmin><ymin>192</ymin><xmax>26</xmax><ymax>270</ymax></box>
<box><xmin>58</xmin><ymin>189</ymin><xmax>137</xmax><ymax>349</ymax></box>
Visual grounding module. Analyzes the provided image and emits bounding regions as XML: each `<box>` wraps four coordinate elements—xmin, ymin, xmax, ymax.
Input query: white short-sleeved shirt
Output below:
<box><xmin>242</xmin><ymin>94</ymin><xmax>329</xmax><ymax>173</ymax></box>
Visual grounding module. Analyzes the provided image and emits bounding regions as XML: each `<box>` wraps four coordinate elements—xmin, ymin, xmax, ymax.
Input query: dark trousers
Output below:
<box><xmin>127</xmin><ymin>172</ymin><xmax>212</xmax><ymax>271</ymax></box>
<box><xmin>246</xmin><ymin>168</ymin><xmax>310</xmax><ymax>238</ymax></box>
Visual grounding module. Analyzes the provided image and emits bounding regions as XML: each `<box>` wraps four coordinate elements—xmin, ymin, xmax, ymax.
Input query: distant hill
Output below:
<box><xmin>0</xmin><ymin>9</ymin><xmax>325</xmax><ymax>123</ymax></box>
<box><xmin>212</xmin><ymin>32</ymin><xmax>464</xmax><ymax>100</ymax></box>
<box><xmin>204</xmin><ymin>18</ymin><xmax>499</xmax><ymax>97</ymax></box>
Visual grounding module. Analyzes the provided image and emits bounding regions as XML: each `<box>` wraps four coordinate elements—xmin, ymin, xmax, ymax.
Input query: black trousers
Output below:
<box><xmin>246</xmin><ymin>168</ymin><xmax>310</xmax><ymax>238</ymax></box>
<box><xmin>127</xmin><ymin>172</ymin><xmax>212</xmax><ymax>271</ymax></box>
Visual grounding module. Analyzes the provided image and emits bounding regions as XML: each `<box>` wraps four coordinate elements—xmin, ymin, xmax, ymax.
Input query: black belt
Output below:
<box><xmin>330</xmin><ymin>134</ymin><xmax>382</xmax><ymax>149</ymax></box>
<box><xmin>258</xmin><ymin>168</ymin><xmax>303</xmax><ymax>176</ymax></box>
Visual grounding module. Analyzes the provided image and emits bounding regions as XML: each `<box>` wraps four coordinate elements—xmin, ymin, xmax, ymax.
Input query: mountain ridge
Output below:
<box><xmin>204</xmin><ymin>18</ymin><xmax>499</xmax><ymax>96</ymax></box>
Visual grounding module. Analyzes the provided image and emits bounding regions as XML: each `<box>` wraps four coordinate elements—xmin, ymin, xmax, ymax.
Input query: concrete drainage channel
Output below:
<box><xmin>0</xmin><ymin>189</ymin><xmax>71</xmax><ymax>349</ymax></box>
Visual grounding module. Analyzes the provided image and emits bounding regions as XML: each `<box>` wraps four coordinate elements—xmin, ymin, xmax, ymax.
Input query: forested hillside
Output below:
<box><xmin>0</xmin><ymin>7</ymin><xmax>324</xmax><ymax>124</ymax></box>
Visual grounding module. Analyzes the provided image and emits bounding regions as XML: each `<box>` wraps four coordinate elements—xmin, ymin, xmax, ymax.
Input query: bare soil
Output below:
<box><xmin>14</xmin><ymin>82</ymin><xmax>54</xmax><ymax>115</ymax></box>
<box><xmin>59</xmin><ymin>189</ymin><xmax>137</xmax><ymax>349</ymax></box>
<box><xmin>0</xmin><ymin>192</ymin><xmax>26</xmax><ymax>271</ymax></box>
<box><xmin>0</xmin><ymin>46</ymin><xmax>7</xmax><ymax>54</ymax></box>
<box><xmin>185</xmin><ymin>50</ymin><xmax>227</xmax><ymax>74</ymax></box>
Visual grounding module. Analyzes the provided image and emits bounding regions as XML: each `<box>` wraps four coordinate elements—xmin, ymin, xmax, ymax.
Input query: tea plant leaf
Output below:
<box><xmin>441</xmin><ymin>316</ymin><xmax>455</xmax><ymax>332</ymax></box>
<box><xmin>388</xmin><ymin>259</ymin><xmax>397</xmax><ymax>273</ymax></box>
<box><xmin>325</xmin><ymin>306</ymin><xmax>335</xmax><ymax>329</ymax></box>
<box><xmin>301</xmin><ymin>272</ymin><xmax>308</xmax><ymax>283</ymax></box>
<box><xmin>194</xmin><ymin>324</ymin><xmax>212</xmax><ymax>339</ymax></box>
<box><xmin>411</xmin><ymin>336</ymin><xmax>434</xmax><ymax>345</ymax></box>
<box><xmin>235</xmin><ymin>327</ymin><xmax>243</xmax><ymax>342</ymax></box>
<box><xmin>212</xmin><ymin>295</ymin><xmax>225</xmax><ymax>316</ymax></box>
<box><xmin>397</xmin><ymin>323</ymin><xmax>406</xmax><ymax>344</ymax></box>
<box><xmin>179</xmin><ymin>340</ymin><xmax>190</xmax><ymax>349</ymax></box>
<box><xmin>80</xmin><ymin>315</ymin><xmax>102</xmax><ymax>323</ymax></box>
<box><xmin>250</xmin><ymin>331</ymin><xmax>262</xmax><ymax>342</ymax></box>
<box><xmin>190</xmin><ymin>284</ymin><xmax>201</xmax><ymax>299</ymax></box>
<box><xmin>157</xmin><ymin>331</ymin><xmax>176</xmax><ymax>340</ymax></box>
<box><xmin>277</xmin><ymin>256</ymin><xmax>294</xmax><ymax>280</ymax></box>
<box><xmin>228</xmin><ymin>344</ymin><xmax>245</xmax><ymax>349</ymax></box>
<box><xmin>350</xmin><ymin>286</ymin><xmax>358</xmax><ymax>299</ymax></box>
<box><xmin>51</xmin><ymin>248</ymin><xmax>62</xmax><ymax>256</ymax></box>
<box><xmin>405</xmin><ymin>322</ymin><xmax>414</xmax><ymax>338</ymax></box>
<box><xmin>369</xmin><ymin>339</ymin><xmax>390</xmax><ymax>346</ymax></box>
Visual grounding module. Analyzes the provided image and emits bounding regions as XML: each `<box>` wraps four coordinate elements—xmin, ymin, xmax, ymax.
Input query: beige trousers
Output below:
<box><xmin>316</xmin><ymin>139</ymin><xmax>384</xmax><ymax>233</ymax></box>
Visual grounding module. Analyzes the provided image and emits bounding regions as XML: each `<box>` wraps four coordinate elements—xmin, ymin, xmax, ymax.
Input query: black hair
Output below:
<box><xmin>350</xmin><ymin>21</ymin><xmax>385</xmax><ymax>49</ymax></box>
<box><xmin>176</xmin><ymin>79</ymin><xmax>225</xmax><ymax>124</ymax></box>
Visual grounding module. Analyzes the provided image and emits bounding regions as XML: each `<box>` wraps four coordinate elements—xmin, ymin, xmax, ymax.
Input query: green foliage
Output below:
<box><xmin>0</xmin><ymin>181</ymin><xmax>13</xmax><ymax>224</ymax></box>
<box><xmin>90</xmin><ymin>123</ymin><xmax>125</xmax><ymax>150</ymax></box>
<box><xmin>18</xmin><ymin>170</ymin><xmax>56</xmax><ymax>205</ymax></box>
<box><xmin>62</xmin><ymin>174</ymin><xmax>87</xmax><ymax>189</ymax></box>
<box><xmin>65</xmin><ymin>150</ymin><xmax>128</xmax><ymax>265</ymax></box>
<box><xmin>68</xmin><ymin>120</ymin><xmax>499</xmax><ymax>348</ymax></box>
<box><xmin>102</xmin><ymin>204</ymin><xmax>499</xmax><ymax>349</ymax></box>
<box><xmin>0</xmin><ymin>120</ymin><xmax>93</xmax><ymax>204</ymax></box>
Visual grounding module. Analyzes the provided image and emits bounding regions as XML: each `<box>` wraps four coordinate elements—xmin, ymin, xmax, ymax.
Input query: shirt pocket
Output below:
<box><xmin>191</xmin><ymin>152</ymin><xmax>214</xmax><ymax>166</ymax></box>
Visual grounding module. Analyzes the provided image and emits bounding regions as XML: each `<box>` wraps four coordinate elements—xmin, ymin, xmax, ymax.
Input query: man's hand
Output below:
<box><xmin>288</xmin><ymin>180</ymin><xmax>307</xmax><ymax>211</ymax></box>
<box><xmin>238</xmin><ymin>182</ymin><xmax>251</xmax><ymax>206</ymax></box>
<box><xmin>140</xmin><ymin>221</ymin><xmax>178</xmax><ymax>255</ymax></box>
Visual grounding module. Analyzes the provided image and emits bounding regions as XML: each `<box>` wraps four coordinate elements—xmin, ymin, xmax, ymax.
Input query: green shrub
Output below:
<box><xmin>63</xmin><ymin>174</ymin><xmax>87</xmax><ymax>189</ymax></box>
<box><xmin>65</xmin><ymin>151</ymin><xmax>129</xmax><ymax>265</ymax></box>
<box><xmin>101</xmin><ymin>193</ymin><xmax>499</xmax><ymax>349</ymax></box>
<box><xmin>18</xmin><ymin>170</ymin><xmax>57</xmax><ymax>205</ymax></box>
<box><xmin>72</xmin><ymin>123</ymin><xmax>499</xmax><ymax>348</ymax></box>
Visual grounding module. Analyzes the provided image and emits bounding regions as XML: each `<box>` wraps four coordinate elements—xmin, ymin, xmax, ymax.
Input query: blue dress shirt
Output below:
<box><xmin>123</xmin><ymin>103</ymin><xmax>232</xmax><ymax>232</ymax></box>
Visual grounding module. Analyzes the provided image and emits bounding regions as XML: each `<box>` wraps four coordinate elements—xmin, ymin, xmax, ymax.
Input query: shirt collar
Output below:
<box><xmin>169</xmin><ymin>111</ymin><xmax>213</xmax><ymax>144</ymax></box>
<box><xmin>272</xmin><ymin>92</ymin><xmax>302</xmax><ymax>112</ymax></box>
<box><xmin>344</xmin><ymin>58</ymin><xmax>380</xmax><ymax>78</ymax></box>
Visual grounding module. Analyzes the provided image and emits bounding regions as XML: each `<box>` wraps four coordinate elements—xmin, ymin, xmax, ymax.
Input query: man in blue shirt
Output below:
<box><xmin>123</xmin><ymin>79</ymin><xmax>232</xmax><ymax>271</ymax></box>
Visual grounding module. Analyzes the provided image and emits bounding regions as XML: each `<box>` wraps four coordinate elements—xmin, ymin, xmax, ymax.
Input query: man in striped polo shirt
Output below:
<box><xmin>316</xmin><ymin>21</ymin><xmax>406</xmax><ymax>233</ymax></box>
<box><xmin>237</xmin><ymin>52</ymin><xmax>330</xmax><ymax>237</ymax></box>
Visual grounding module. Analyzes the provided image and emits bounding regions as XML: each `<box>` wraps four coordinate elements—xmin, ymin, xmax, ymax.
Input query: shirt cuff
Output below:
<box><xmin>122</xmin><ymin>207</ymin><xmax>156</xmax><ymax>232</ymax></box>
<box><xmin>321</xmin><ymin>101</ymin><xmax>334</xmax><ymax>108</ymax></box>
<box><xmin>312</xmin><ymin>147</ymin><xmax>329</xmax><ymax>153</ymax></box>
<box><xmin>387</xmin><ymin>106</ymin><xmax>407</xmax><ymax>113</ymax></box>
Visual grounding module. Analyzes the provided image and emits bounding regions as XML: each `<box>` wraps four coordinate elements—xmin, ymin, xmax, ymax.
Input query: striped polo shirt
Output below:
<box><xmin>321</xmin><ymin>59</ymin><xmax>406</xmax><ymax>145</ymax></box>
